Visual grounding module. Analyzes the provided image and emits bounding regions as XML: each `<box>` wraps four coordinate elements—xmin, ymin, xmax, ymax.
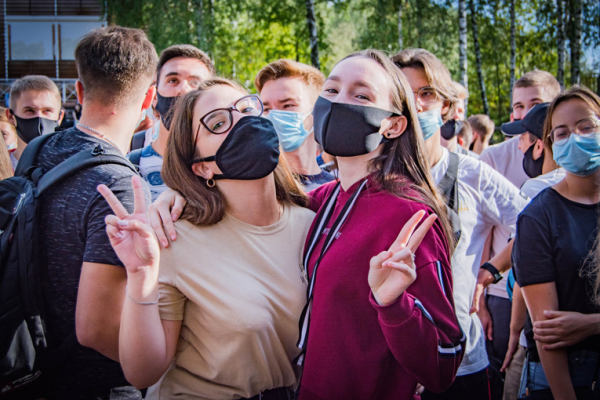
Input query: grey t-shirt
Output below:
<box><xmin>36</xmin><ymin>128</ymin><xmax>150</xmax><ymax>399</ymax></box>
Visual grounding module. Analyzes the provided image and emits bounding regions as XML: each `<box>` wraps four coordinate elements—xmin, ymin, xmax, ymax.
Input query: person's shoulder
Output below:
<box><xmin>521</xmin><ymin>187</ymin><xmax>554</xmax><ymax>217</ymax></box>
<box><xmin>307</xmin><ymin>179</ymin><xmax>338</xmax><ymax>211</ymax></box>
<box><xmin>287</xmin><ymin>203</ymin><xmax>316</xmax><ymax>221</ymax></box>
<box><xmin>140</xmin><ymin>143</ymin><xmax>161</xmax><ymax>159</ymax></box>
<box><xmin>479</xmin><ymin>138</ymin><xmax>514</xmax><ymax>158</ymax></box>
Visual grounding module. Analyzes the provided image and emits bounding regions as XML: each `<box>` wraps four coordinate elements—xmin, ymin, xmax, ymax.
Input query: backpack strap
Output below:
<box><xmin>128</xmin><ymin>148</ymin><xmax>142</xmax><ymax>168</ymax></box>
<box><xmin>130</xmin><ymin>131</ymin><xmax>146</xmax><ymax>152</ymax></box>
<box><xmin>437</xmin><ymin>151</ymin><xmax>462</xmax><ymax>243</ymax></box>
<box><xmin>14</xmin><ymin>133</ymin><xmax>58</xmax><ymax>177</ymax></box>
<box><xmin>35</xmin><ymin>145</ymin><xmax>137</xmax><ymax>197</ymax></box>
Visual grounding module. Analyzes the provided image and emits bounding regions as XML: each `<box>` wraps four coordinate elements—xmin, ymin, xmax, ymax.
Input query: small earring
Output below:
<box><xmin>206</xmin><ymin>178</ymin><xmax>216</xmax><ymax>188</ymax></box>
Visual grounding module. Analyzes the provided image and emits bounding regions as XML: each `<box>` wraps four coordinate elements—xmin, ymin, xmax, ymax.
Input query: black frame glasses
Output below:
<box><xmin>198</xmin><ymin>94</ymin><xmax>264</xmax><ymax>135</ymax></box>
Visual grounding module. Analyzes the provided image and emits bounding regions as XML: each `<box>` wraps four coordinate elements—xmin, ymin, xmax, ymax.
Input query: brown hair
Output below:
<box><xmin>0</xmin><ymin>137</ymin><xmax>13</xmax><ymax>180</ymax></box>
<box><xmin>162</xmin><ymin>77</ymin><xmax>308</xmax><ymax>226</ymax></box>
<box><xmin>255</xmin><ymin>59</ymin><xmax>325</xmax><ymax>101</ymax></box>
<box><xmin>514</xmin><ymin>70</ymin><xmax>561</xmax><ymax>102</ymax></box>
<box><xmin>75</xmin><ymin>26</ymin><xmax>157</xmax><ymax>107</ymax></box>
<box><xmin>338</xmin><ymin>49</ymin><xmax>454</xmax><ymax>250</ymax></box>
<box><xmin>542</xmin><ymin>85</ymin><xmax>600</xmax><ymax>150</ymax></box>
<box><xmin>457</xmin><ymin>120</ymin><xmax>473</xmax><ymax>146</ymax></box>
<box><xmin>0</xmin><ymin>107</ymin><xmax>16</xmax><ymax>133</ymax></box>
<box><xmin>453</xmin><ymin>81</ymin><xmax>469</xmax><ymax>100</ymax></box>
<box><xmin>391</xmin><ymin>49</ymin><xmax>460</xmax><ymax>123</ymax></box>
<box><xmin>157</xmin><ymin>44</ymin><xmax>215</xmax><ymax>84</ymax></box>
<box><xmin>9</xmin><ymin>76</ymin><xmax>61</xmax><ymax>111</ymax></box>
<box><xmin>468</xmin><ymin>114</ymin><xmax>495</xmax><ymax>141</ymax></box>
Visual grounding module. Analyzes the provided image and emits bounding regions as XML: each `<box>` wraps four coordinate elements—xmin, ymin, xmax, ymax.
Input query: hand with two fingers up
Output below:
<box><xmin>369</xmin><ymin>210</ymin><xmax>438</xmax><ymax>306</ymax></box>
<box><xmin>97</xmin><ymin>176</ymin><xmax>161</xmax><ymax>301</ymax></box>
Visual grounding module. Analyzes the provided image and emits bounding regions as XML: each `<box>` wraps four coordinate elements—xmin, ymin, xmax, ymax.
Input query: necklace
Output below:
<box><xmin>77</xmin><ymin>123</ymin><xmax>121</xmax><ymax>152</ymax></box>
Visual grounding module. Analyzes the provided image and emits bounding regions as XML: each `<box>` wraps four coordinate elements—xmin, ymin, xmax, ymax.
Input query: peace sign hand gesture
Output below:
<box><xmin>369</xmin><ymin>210</ymin><xmax>437</xmax><ymax>306</ymax></box>
<box><xmin>97</xmin><ymin>176</ymin><xmax>160</xmax><ymax>277</ymax></box>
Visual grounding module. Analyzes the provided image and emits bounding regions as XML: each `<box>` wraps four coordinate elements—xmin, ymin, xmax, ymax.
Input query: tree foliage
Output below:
<box><xmin>104</xmin><ymin>0</ymin><xmax>600</xmax><ymax>128</ymax></box>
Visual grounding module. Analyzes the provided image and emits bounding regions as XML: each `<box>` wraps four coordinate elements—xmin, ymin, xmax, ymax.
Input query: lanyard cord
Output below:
<box><xmin>295</xmin><ymin>178</ymin><xmax>369</xmax><ymax>366</ymax></box>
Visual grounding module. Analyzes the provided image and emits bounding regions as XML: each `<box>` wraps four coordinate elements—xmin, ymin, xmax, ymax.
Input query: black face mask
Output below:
<box><xmin>155</xmin><ymin>92</ymin><xmax>178</xmax><ymax>130</ymax></box>
<box><xmin>523</xmin><ymin>143</ymin><xmax>544</xmax><ymax>178</ymax></box>
<box><xmin>193</xmin><ymin>116</ymin><xmax>280</xmax><ymax>180</ymax></box>
<box><xmin>12</xmin><ymin>112</ymin><xmax>59</xmax><ymax>144</ymax></box>
<box><xmin>440</xmin><ymin>119</ymin><xmax>464</xmax><ymax>140</ymax></box>
<box><xmin>313</xmin><ymin>96</ymin><xmax>399</xmax><ymax>157</ymax></box>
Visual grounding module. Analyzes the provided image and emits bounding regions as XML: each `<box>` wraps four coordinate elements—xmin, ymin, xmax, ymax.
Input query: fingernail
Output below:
<box><xmin>172</xmin><ymin>214</ymin><xmax>177</xmax><ymax>221</ymax></box>
<box><xmin>162</xmin><ymin>240</ymin><xmax>168</xmax><ymax>247</ymax></box>
<box><xmin>544</xmin><ymin>310</ymin><xmax>550</xmax><ymax>315</ymax></box>
<box><xmin>116</xmin><ymin>232</ymin><xmax>124</xmax><ymax>239</ymax></box>
<box><xmin>117</xmin><ymin>220</ymin><xmax>129</xmax><ymax>227</ymax></box>
<box><xmin>382</xmin><ymin>261</ymin><xmax>388</xmax><ymax>267</ymax></box>
<box><xmin>171</xmin><ymin>235</ymin><xmax>176</xmax><ymax>241</ymax></box>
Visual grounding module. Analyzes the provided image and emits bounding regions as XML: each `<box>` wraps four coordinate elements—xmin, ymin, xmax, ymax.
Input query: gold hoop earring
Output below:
<box><xmin>206</xmin><ymin>178</ymin><xmax>216</xmax><ymax>188</ymax></box>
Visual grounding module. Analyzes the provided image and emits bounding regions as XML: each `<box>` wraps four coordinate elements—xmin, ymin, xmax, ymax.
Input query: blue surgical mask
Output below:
<box><xmin>417</xmin><ymin>108</ymin><xmax>444</xmax><ymax>141</ymax></box>
<box><xmin>552</xmin><ymin>133</ymin><xmax>600</xmax><ymax>177</ymax></box>
<box><xmin>266</xmin><ymin>110</ymin><xmax>313</xmax><ymax>152</ymax></box>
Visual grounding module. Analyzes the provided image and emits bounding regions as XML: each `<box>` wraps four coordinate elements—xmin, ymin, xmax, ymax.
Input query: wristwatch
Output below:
<box><xmin>480</xmin><ymin>262</ymin><xmax>503</xmax><ymax>284</ymax></box>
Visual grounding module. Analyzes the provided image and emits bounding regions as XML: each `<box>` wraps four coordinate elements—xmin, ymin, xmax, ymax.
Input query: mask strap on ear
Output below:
<box><xmin>192</xmin><ymin>155</ymin><xmax>216</xmax><ymax>164</ymax></box>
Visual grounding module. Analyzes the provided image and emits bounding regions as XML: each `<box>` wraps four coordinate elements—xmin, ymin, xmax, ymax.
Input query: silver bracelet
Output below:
<box><xmin>126</xmin><ymin>286</ymin><xmax>159</xmax><ymax>305</ymax></box>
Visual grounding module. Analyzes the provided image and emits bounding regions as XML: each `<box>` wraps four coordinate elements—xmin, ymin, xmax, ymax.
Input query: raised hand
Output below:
<box><xmin>147</xmin><ymin>189</ymin><xmax>186</xmax><ymax>248</ymax></box>
<box><xmin>369</xmin><ymin>210</ymin><xmax>437</xmax><ymax>306</ymax></box>
<box><xmin>97</xmin><ymin>176</ymin><xmax>160</xmax><ymax>275</ymax></box>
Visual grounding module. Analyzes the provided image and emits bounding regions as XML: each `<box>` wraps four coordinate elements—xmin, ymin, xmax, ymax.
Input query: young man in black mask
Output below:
<box><xmin>133</xmin><ymin>45</ymin><xmax>214</xmax><ymax>201</ymax></box>
<box><xmin>6</xmin><ymin>75</ymin><xmax>64</xmax><ymax>166</ymax></box>
<box><xmin>502</xmin><ymin>103</ymin><xmax>551</xmax><ymax>180</ymax></box>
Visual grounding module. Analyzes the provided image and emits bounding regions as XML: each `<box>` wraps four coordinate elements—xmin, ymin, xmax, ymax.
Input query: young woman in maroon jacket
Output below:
<box><xmin>150</xmin><ymin>49</ymin><xmax>465</xmax><ymax>399</ymax></box>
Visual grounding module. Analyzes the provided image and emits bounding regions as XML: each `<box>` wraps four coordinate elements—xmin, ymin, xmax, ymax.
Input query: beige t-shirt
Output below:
<box><xmin>146</xmin><ymin>204</ymin><xmax>315</xmax><ymax>400</ymax></box>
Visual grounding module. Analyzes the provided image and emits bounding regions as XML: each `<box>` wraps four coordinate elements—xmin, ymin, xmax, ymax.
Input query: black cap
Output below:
<box><xmin>501</xmin><ymin>103</ymin><xmax>550</xmax><ymax>139</ymax></box>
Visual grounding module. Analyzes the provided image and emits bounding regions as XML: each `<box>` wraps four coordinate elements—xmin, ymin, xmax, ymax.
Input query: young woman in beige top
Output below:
<box><xmin>97</xmin><ymin>78</ymin><xmax>315</xmax><ymax>399</ymax></box>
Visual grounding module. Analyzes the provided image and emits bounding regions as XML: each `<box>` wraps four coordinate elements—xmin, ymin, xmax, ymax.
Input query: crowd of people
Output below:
<box><xmin>0</xmin><ymin>25</ymin><xmax>599</xmax><ymax>400</ymax></box>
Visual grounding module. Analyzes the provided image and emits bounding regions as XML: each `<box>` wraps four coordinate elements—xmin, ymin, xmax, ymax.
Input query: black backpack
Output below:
<box><xmin>0</xmin><ymin>133</ymin><xmax>137</xmax><ymax>398</ymax></box>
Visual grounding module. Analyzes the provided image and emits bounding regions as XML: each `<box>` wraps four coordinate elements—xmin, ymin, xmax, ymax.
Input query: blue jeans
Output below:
<box><xmin>518</xmin><ymin>350</ymin><xmax>600</xmax><ymax>397</ymax></box>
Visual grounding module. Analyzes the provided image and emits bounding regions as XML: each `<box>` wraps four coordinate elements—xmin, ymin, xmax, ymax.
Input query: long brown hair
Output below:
<box><xmin>391</xmin><ymin>49</ymin><xmax>459</xmax><ymax>123</ymax></box>
<box><xmin>162</xmin><ymin>77</ymin><xmax>308</xmax><ymax>226</ymax></box>
<box><xmin>339</xmin><ymin>49</ymin><xmax>455</xmax><ymax>250</ymax></box>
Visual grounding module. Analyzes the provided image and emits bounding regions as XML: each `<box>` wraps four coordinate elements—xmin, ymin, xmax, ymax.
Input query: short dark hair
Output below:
<box><xmin>9</xmin><ymin>75</ymin><xmax>61</xmax><ymax>110</ymax></box>
<box><xmin>75</xmin><ymin>26</ymin><xmax>157</xmax><ymax>106</ymax></box>
<box><xmin>156</xmin><ymin>45</ymin><xmax>215</xmax><ymax>84</ymax></box>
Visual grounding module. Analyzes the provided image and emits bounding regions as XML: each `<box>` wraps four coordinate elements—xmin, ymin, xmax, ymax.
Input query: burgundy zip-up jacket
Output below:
<box><xmin>299</xmin><ymin>177</ymin><xmax>465</xmax><ymax>400</ymax></box>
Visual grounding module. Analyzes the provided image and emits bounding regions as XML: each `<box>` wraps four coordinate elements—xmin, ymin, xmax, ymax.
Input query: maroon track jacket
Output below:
<box><xmin>298</xmin><ymin>177</ymin><xmax>465</xmax><ymax>400</ymax></box>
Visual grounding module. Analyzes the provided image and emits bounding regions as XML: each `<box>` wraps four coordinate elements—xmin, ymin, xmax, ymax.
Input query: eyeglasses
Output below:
<box><xmin>413</xmin><ymin>87</ymin><xmax>442</xmax><ymax>106</ymax></box>
<box><xmin>550</xmin><ymin>117</ymin><xmax>600</xmax><ymax>146</ymax></box>
<box><xmin>198</xmin><ymin>94</ymin><xmax>263</xmax><ymax>135</ymax></box>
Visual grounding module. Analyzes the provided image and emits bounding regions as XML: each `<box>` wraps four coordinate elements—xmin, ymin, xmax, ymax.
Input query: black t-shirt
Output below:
<box><xmin>513</xmin><ymin>187</ymin><xmax>600</xmax><ymax>362</ymax></box>
<box><xmin>36</xmin><ymin>128</ymin><xmax>150</xmax><ymax>399</ymax></box>
<box><xmin>298</xmin><ymin>169</ymin><xmax>335</xmax><ymax>192</ymax></box>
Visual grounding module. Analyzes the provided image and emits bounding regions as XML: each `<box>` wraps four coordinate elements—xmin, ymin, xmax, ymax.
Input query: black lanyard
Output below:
<box><xmin>295</xmin><ymin>178</ymin><xmax>369</xmax><ymax>365</ymax></box>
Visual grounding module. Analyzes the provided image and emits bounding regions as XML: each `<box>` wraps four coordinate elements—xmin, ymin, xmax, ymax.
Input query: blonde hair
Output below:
<box><xmin>453</xmin><ymin>81</ymin><xmax>469</xmax><ymax>100</ymax></box>
<box><xmin>514</xmin><ymin>70</ymin><xmax>561</xmax><ymax>102</ymax></box>
<box><xmin>162</xmin><ymin>77</ymin><xmax>308</xmax><ymax>226</ymax></box>
<box><xmin>255</xmin><ymin>59</ymin><xmax>325</xmax><ymax>101</ymax></box>
<box><xmin>391</xmin><ymin>49</ymin><xmax>460</xmax><ymax>123</ymax></box>
<box><xmin>468</xmin><ymin>114</ymin><xmax>495</xmax><ymax>141</ymax></box>
<box><xmin>9</xmin><ymin>76</ymin><xmax>61</xmax><ymax>110</ymax></box>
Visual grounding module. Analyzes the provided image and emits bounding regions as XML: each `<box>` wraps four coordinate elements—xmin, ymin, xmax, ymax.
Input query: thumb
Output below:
<box><xmin>543</xmin><ymin>310</ymin><xmax>565</xmax><ymax>319</ymax></box>
<box><xmin>370</xmin><ymin>250</ymin><xmax>392</xmax><ymax>269</ymax></box>
<box><xmin>117</xmin><ymin>219</ymin><xmax>154</xmax><ymax>240</ymax></box>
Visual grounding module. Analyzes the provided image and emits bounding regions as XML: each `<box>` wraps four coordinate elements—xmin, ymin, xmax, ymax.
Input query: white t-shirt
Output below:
<box><xmin>520</xmin><ymin>168</ymin><xmax>566</xmax><ymax>199</ymax></box>
<box><xmin>479</xmin><ymin>137</ymin><xmax>529</xmax><ymax>189</ymax></box>
<box><xmin>431</xmin><ymin>148</ymin><xmax>529</xmax><ymax>375</ymax></box>
<box><xmin>137</xmin><ymin>144</ymin><xmax>168</xmax><ymax>202</ymax></box>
